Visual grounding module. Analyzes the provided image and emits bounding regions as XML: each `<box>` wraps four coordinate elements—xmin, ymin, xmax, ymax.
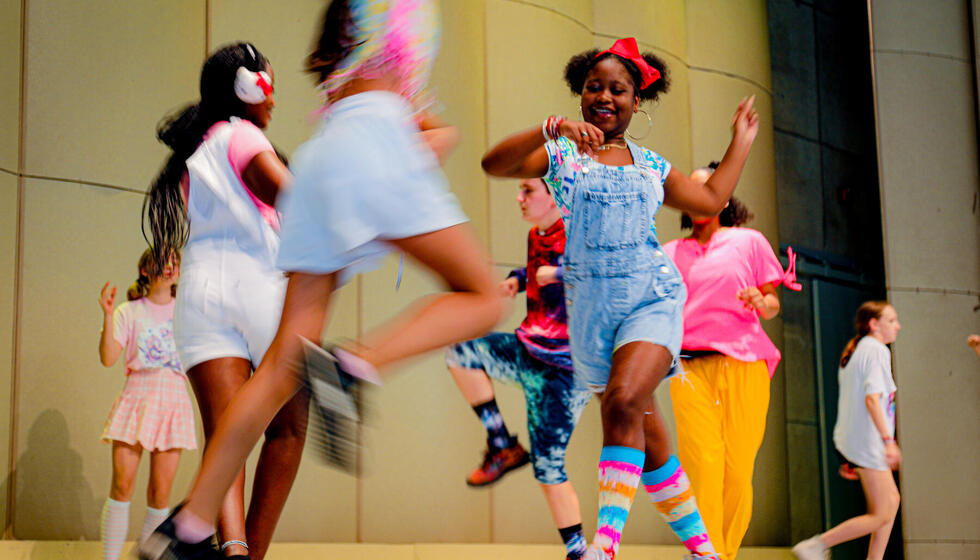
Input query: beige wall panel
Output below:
<box><xmin>13</xmin><ymin>179</ymin><xmax>200</xmax><ymax>539</ymax></box>
<box><xmin>209</xmin><ymin>0</ymin><xmax>325</xmax><ymax>156</ymax></box>
<box><xmin>23</xmin><ymin>1</ymin><xmax>204</xmax><ymax>188</ymax></box>
<box><xmin>688</xmin><ymin>73</ymin><xmax>777</xmax><ymax>243</ymax></box>
<box><xmin>507</xmin><ymin>0</ymin><xmax>595</xmax><ymax>31</ymax></box>
<box><xmin>432</xmin><ymin>0</ymin><xmax>490</xmax><ymax>243</ymax></box>
<box><xmin>486</xmin><ymin>0</ymin><xmax>593</xmax><ymax>265</ymax></box>
<box><xmin>870</xmin><ymin>0</ymin><xmax>971</xmax><ymax>60</ymax></box>
<box><xmin>888</xmin><ymin>291</ymin><xmax>979</xmax><ymax>543</ymax></box>
<box><xmin>592</xmin><ymin>0</ymin><xmax>687</xmax><ymax>63</ymax></box>
<box><xmin>358</xmin><ymin>257</ymin><xmax>491</xmax><ymax>542</ymax></box>
<box><xmin>0</xmin><ymin>0</ymin><xmax>21</xmax><ymax>171</ymax></box>
<box><xmin>875</xmin><ymin>54</ymin><xmax>980</xmax><ymax>291</ymax></box>
<box><xmin>0</xmin><ymin>174</ymin><xmax>17</xmax><ymax>530</ymax></box>
<box><xmin>684</xmin><ymin>0</ymin><xmax>771</xmax><ymax>90</ymax></box>
<box><xmin>906</xmin><ymin>542</ymin><xmax>980</xmax><ymax>560</ymax></box>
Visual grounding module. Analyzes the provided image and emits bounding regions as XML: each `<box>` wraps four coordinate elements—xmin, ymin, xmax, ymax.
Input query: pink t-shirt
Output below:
<box><xmin>664</xmin><ymin>228</ymin><xmax>787</xmax><ymax>376</ymax></box>
<box><xmin>112</xmin><ymin>298</ymin><xmax>182</xmax><ymax>376</ymax></box>
<box><xmin>182</xmin><ymin>120</ymin><xmax>279</xmax><ymax>230</ymax></box>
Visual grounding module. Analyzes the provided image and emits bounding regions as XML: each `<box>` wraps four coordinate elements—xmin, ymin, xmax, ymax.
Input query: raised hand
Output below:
<box><xmin>99</xmin><ymin>281</ymin><xmax>117</xmax><ymax>316</ymax></box>
<box><xmin>731</xmin><ymin>95</ymin><xmax>760</xmax><ymax>145</ymax></box>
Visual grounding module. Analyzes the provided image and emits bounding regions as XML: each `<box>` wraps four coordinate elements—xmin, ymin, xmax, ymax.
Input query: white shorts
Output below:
<box><xmin>174</xmin><ymin>256</ymin><xmax>287</xmax><ymax>371</ymax></box>
<box><xmin>276</xmin><ymin>91</ymin><xmax>467</xmax><ymax>279</ymax></box>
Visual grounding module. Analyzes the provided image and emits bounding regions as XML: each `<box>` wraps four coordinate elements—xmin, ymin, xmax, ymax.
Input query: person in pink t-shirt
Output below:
<box><xmin>98</xmin><ymin>248</ymin><xmax>195</xmax><ymax>560</ymax></box>
<box><xmin>663</xmin><ymin>163</ymin><xmax>800</xmax><ymax>560</ymax></box>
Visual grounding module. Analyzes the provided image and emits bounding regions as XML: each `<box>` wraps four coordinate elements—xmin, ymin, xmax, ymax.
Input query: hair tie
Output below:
<box><xmin>595</xmin><ymin>37</ymin><xmax>660</xmax><ymax>89</ymax></box>
<box><xmin>235</xmin><ymin>66</ymin><xmax>272</xmax><ymax>104</ymax></box>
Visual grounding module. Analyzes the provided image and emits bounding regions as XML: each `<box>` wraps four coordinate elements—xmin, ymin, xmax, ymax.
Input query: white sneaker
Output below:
<box><xmin>791</xmin><ymin>535</ymin><xmax>828</xmax><ymax>560</ymax></box>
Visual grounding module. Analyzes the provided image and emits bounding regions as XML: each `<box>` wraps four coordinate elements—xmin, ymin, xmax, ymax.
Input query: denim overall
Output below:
<box><xmin>560</xmin><ymin>141</ymin><xmax>686</xmax><ymax>390</ymax></box>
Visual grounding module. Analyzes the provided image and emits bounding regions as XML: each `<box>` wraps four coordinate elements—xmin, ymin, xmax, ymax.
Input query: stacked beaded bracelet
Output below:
<box><xmin>542</xmin><ymin>115</ymin><xmax>566</xmax><ymax>141</ymax></box>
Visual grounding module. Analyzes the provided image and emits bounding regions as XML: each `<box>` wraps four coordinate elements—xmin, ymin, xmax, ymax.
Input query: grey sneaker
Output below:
<box><xmin>299</xmin><ymin>337</ymin><xmax>363</xmax><ymax>474</ymax></box>
<box><xmin>791</xmin><ymin>534</ymin><xmax>829</xmax><ymax>560</ymax></box>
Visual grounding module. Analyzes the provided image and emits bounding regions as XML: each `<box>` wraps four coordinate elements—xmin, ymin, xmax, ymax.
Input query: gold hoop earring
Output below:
<box><xmin>626</xmin><ymin>108</ymin><xmax>652</xmax><ymax>141</ymax></box>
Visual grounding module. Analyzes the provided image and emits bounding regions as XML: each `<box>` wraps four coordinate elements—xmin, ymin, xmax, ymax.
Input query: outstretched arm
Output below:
<box><xmin>482</xmin><ymin>119</ymin><xmax>605</xmax><ymax>178</ymax></box>
<box><xmin>664</xmin><ymin>96</ymin><xmax>759</xmax><ymax>215</ymax></box>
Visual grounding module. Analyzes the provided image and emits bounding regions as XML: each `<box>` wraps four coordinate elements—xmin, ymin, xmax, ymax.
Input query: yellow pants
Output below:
<box><xmin>670</xmin><ymin>355</ymin><xmax>770</xmax><ymax>560</ymax></box>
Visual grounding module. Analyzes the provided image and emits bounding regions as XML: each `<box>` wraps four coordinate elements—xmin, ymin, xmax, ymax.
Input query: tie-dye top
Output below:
<box><xmin>317</xmin><ymin>0</ymin><xmax>439</xmax><ymax>109</ymax></box>
<box><xmin>508</xmin><ymin>219</ymin><xmax>572</xmax><ymax>370</ymax></box>
<box><xmin>542</xmin><ymin>136</ymin><xmax>672</xmax><ymax>237</ymax></box>
<box><xmin>112</xmin><ymin>298</ymin><xmax>182</xmax><ymax>376</ymax></box>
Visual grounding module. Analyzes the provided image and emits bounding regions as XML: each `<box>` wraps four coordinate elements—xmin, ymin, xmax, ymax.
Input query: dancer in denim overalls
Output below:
<box><xmin>483</xmin><ymin>38</ymin><xmax>758</xmax><ymax>560</ymax></box>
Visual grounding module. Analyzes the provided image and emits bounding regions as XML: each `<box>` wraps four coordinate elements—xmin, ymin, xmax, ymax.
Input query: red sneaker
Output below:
<box><xmin>838</xmin><ymin>462</ymin><xmax>859</xmax><ymax>481</ymax></box>
<box><xmin>465</xmin><ymin>439</ymin><xmax>530</xmax><ymax>487</ymax></box>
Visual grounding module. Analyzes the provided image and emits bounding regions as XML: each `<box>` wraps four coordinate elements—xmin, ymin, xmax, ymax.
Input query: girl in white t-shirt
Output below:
<box><xmin>98</xmin><ymin>248</ymin><xmax>195</xmax><ymax>559</ymax></box>
<box><xmin>793</xmin><ymin>301</ymin><xmax>902</xmax><ymax>560</ymax></box>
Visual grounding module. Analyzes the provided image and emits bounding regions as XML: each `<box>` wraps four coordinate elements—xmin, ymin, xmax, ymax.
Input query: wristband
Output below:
<box><xmin>882</xmin><ymin>436</ymin><xmax>895</xmax><ymax>443</ymax></box>
<box><xmin>542</xmin><ymin>115</ymin><xmax>566</xmax><ymax>141</ymax></box>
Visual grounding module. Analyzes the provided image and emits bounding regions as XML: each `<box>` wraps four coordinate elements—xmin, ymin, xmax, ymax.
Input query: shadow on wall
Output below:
<box><xmin>11</xmin><ymin>409</ymin><xmax>100</xmax><ymax>540</ymax></box>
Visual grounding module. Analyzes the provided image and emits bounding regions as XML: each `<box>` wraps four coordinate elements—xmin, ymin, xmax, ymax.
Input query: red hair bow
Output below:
<box><xmin>595</xmin><ymin>37</ymin><xmax>661</xmax><ymax>90</ymax></box>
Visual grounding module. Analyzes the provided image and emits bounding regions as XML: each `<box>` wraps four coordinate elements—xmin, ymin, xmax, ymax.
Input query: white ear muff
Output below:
<box><xmin>235</xmin><ymin>66</ymin><xmax>272</xmax><ymax>104</ymax></box>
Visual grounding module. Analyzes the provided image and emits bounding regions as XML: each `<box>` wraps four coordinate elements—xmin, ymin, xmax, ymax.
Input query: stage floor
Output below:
<box><xmin>0</xmin><ymin>542</ymin><xmax>794</xmax><ymax>559</ymax></box>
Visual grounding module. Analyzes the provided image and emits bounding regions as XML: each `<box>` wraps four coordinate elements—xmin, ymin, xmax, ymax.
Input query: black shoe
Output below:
<box><xmin>138</xmin><ymin>506</ymin><xmax>221</xmax><ymax>560</ymax></box>
<box><xmin>299</xmin><ymin>337</ymin><xmax>366</xmax><ymax>474</ymax></box>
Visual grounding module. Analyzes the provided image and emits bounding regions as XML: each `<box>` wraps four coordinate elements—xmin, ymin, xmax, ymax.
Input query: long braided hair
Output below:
<box><xmin>142</xmin><ymin>42</ymin><xmax>270</xmax><ymax>272</ymax></box>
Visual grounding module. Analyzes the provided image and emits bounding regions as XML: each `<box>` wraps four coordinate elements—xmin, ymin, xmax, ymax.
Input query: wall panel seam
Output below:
<box><xmin>874</xmin><ymin>48</ymin><xmax>969</xmax><ymax>64</ymax></box>
<box><xmin>688</xmin><ymin>66</ymin><xmax>772</xmax><ymax>96</ymax></box>
<box><xmin>10</xmin><ymin>173</ymin><xmax>145</xmax><ymax>195</ymax></box>
<box><xmin>593</xmin><ymin>32</ymin><xmax>685</xmax><ymax>68</ymax></box>
<box><xmin>887</xmin><ymin>286</ymin><xmax>980</xmax><ymax>297</ymax></box>
<box><xmin>500</xmin><ymin>0</ymin><xmax>591</xmax><ymax>34</ymax></box>
<box><xmin>7</xmin><ymin>0</ymin><xmax>29</xmax><ymax>539</ymax></box>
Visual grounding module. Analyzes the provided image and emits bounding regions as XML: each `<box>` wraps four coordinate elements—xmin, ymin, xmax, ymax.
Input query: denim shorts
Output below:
<box><xmin>446</xmin><ymin>332</ymin><xmax>591</xmax><ymax>484</ymax></box>
<box><xmin>564</xmin><ymin>269</ymin><xmax>685</xmax><ymax>392</ymax></box>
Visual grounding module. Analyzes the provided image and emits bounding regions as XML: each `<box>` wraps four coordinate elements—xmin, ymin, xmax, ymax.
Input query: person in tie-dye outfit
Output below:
<box><xmin>483</xmin><ymin>38</ymin><xmax>759</xmax><ymax>560</ymax></box>
<box><xmin>447</xmin><ymin>177</ymin><xmax>592</xmax><ymax>560</ymax></box>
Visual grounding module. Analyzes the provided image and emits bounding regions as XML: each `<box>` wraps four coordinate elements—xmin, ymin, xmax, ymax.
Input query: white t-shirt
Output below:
<box><xmin>833</xmin><ymin>336</ymin><xmax>897</xmax><ymax>470</ymax></box>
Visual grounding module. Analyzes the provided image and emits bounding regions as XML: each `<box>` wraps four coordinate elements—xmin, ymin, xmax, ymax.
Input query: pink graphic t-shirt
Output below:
<box><xmin>112</xmin><ymin>298</ymin><xmax>182</xmax><ymax>376</ymax></box>
<box><xmin>664</xmin><ymin>228</ymin><xmax>788</xmax><ymax>376</ymax></box>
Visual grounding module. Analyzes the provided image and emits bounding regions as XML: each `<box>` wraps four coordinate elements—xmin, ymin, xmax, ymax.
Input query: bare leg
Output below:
<box><xmin>820</xmin><ymin>468</ymin><xmax>900</xmax><ymax>560</ymax></box>
<box><xmin>448</xmin><ymin>364</ymin><xmax>495</xmax><ymax>405</ymax></box>
<box><xmin>245</xmin><ymin>390</ymin><xmax>309</xmax><ymax>560</ymax></box>
<box><xmin>357</xmin><ymin>224</ymin><xmax>505</xmax><ymax>370</ymax></box>
<box><xmin>187</xmin><ymin>359</ymin><xmax>251</xmax><ymax>557</ymax></box>
<box><xmin>183</xmin><ymin>272</ymin><xmax>336</xmax><ymax>525</ymax></box>
<box><xmin>602</xmin><ymin>341</ymin><xmax>672</xmax><ymax>451</ymax></box>
<box><xmin>110</xmin><ymin>441</ymin><xmax>143</xmax><ymax>502</ymax></box>
<box><xmin>147</xmin><ymin>449</ymin><xmax>182</xmax><ymax>509</ymax></box>
<box><xmin>541</xmin><ymin>481</ymin><xmax>582</xmax><ymax>528</ymax></box>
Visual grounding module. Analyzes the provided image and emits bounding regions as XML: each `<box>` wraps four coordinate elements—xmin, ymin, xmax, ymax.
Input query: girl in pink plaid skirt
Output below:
<box><xmin>97</xmin><ymin>248</ymin><xmax>196</xmax><ymax>559</ymax></box>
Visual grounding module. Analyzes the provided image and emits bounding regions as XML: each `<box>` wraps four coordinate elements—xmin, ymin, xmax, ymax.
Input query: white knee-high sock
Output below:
<box><xmin>140</xmin><ymin>506</ymin><xmax>170</xmax><ymax>545</ymax></box>
<box><xmin>101</xmin><ymin>498</ymin><xmax>130</xmax><ymax>560</ymax></box>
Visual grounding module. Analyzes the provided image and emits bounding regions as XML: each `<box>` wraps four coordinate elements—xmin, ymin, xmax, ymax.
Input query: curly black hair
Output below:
<box><xmin>681</xmin><ymin>162</ymin><xmax>754</xmax><ymax>228</ymax></box>
<box><xmin>564</xmin><ymin>48</ymin><xmax>670</xmax><ymax>102</ymax></box>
